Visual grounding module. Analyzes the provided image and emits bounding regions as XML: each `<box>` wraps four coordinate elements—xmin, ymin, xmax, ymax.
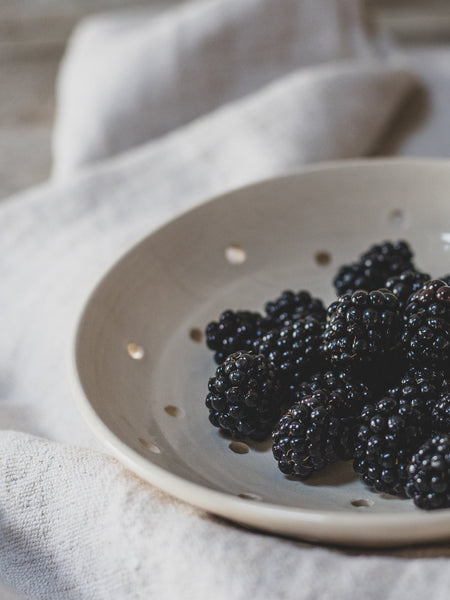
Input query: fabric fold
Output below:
<box><xmin>52</xmin><ymin>0</ymin><xmax>376</xmax><ymax>178</ymax></box>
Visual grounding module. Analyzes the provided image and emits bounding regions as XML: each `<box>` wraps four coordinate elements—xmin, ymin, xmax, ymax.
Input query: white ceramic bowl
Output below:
<box><xmin>72</xmin><ymin>159</ymin><xmax>450</xmax><ymax>547</ymax></box>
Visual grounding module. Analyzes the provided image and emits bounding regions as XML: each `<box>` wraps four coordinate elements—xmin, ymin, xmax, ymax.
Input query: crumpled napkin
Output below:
<box><xmin>3</xmin><ymin>0</ymin><xmax>445</xmax><ymax>598</ymax></box>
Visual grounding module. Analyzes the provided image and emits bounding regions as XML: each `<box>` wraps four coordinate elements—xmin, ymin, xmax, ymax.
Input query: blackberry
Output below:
<box><xmin>205</xmin><ymin>310</ymin><xmax>268</xmax><ymax>364</ymax></box>
<box><xmin>264</xmin><ymin>290</ymin><xmax>326</xmax><ymax>329</ymax></box>
<box><xmin>205</xmin><ymin>351</ymin><xmax>281</xmax><ymax>441</ymax></box>
<box><xmin>294</xmin><ymin>368</ymin><xmax>373</xmax><ymax>458</ymax></box>
<box><xmin>295</xmin><ymin>367</ymin><xmax>371</xmax><ymax>419</ymax></box>
<box><xmin>402</xmin><ymin>279</ymin><xmax>450</xmax><ymax>369</ymax></box>
<box><xmin>254</xmin><ymin>317</ymin><xmax>325</xmax><ymax>401</ymax></box>
<box><xmin>406</xmin><ymin>435</ymin><xmax>450</xmax><ymax>510</ymax></box>
<box><xmin>387</xmin><ymin>366</ymin><xmax>448</xmax><ymax>417</ymax></box>
<box><xmin>354</xmin><ymin>396</ymin><xmax>430</xmax><ymax>496</ymax></box>
<box><xmin>322</xmin><ymin>289</ymin><xmax>400</xmax><ymax>365</ymax></box>
<box><xmin>432</xmin><ymin>395</ymin><xmax>450</xmax><ymax>434</ymax></box>
<box><xmin>333</xmin><ymin>240</ymin><xmax>414</xmax><ymax>296</ymax></box>
<box><xmin>385</xmin><ymin>269</ymin><xmax>430</xmax><ymax>311</ymax></box>
<box><xmin>272</xmin><ymin>391</ymin><xmax>353</xmax><ymax>479</ymax></box>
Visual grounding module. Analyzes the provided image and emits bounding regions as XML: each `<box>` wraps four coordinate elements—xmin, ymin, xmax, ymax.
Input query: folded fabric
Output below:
<box><xmin>374</xmin><ymin>46</ymin><xmax>450</xmax><ymax>157</ymax></box>
<box><xmin>53</xmin><ymin>0</ymin><xmax>375</xmax><ymax>178</ymax></box>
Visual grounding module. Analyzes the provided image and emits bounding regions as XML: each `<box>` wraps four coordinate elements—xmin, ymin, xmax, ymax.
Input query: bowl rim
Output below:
<box><xmin>70</xmin><ymin>157</ymin><xmax>450</xmax><ymax>547</ymax></box>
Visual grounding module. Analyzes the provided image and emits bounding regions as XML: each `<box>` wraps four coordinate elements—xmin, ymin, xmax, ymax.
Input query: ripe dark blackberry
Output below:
<box><xmin>406</xmin><ymin>435</ymin><xmax>450</xmax><ymax>510</ymax></box>
<box><xmin>205</xmin><ymin>310</ymin><xmax>268</xmax><ymax>364</ymax></box>
<box><xmin>272</xmin><ymin>391</ymin><xmax>353</xmax><ymax>479</ymax></box>
<box><xmin>294</xmin><ymin>368</ymin><xmax>373</xmax><ymax>458</ymax></box>
<box><xmin>322</xmin><ymin>289</ymin><xmax>401</xmax><ymax>365</ymax></box>
<box><xmin>354</xmin><ymin>396</ymin><xmax>430</xmax><ymax>496</ymax></box>
<box><xmin>295</xmin><ymin>367</ymin><xmax>371</xmax><ymax>419</ymax></box>
<box><xmin>387</xmin><ymin>366</ymin><xmax>448</xmax><ymax>417</ymax></box>
<box><xmin>264</xmin><ymin>290</ymin><xmax>326</xmax><ymax>329</ymax></box>
<box><xmin>402</xmin><ymin>279</ymin><xmax>450</xmax><ymax>369</ymax></box>
<box><xmin>432</xmin><ymin>395</ymin><xmax>450</xmax><ymax>434</ymax></box>
<box><xmin>385</xmin><ymin>269</ymin><xmax>430</xmax><ymax>311</ymax></box>
<box><xmin>333</xmin><ymin>240</ymin><xmax>414</xmax><ymax>296</ymax></box>
<box><xmin>205</xmin><ymin>351</ymin><xmax>281</xmax><ymax>441</ymax></box>
<box><xmin>254</xmin><ymin>317</ymin><xmax>325</xmax><ymax>401</ymax></box>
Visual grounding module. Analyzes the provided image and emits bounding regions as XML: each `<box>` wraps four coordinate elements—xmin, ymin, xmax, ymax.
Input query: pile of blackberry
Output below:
<box><xmin>203</xmin><ymin>239</ymin><xmax>450</xmax><ymax>510</ymax></box>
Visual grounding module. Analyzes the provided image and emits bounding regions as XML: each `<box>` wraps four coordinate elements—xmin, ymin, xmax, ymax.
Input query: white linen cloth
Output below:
<box><xmin>1</xmin><ymin>0</ymin><xmax>450</xmax><ymax>598</ymax></box>
<box><xmin>52</xmin><ymin>0</ymin><xmax>375</xmax><ymax>177</ymax></box>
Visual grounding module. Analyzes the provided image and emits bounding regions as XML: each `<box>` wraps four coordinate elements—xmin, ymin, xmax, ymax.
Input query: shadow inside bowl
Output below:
<box><xmin>301</xmin><ymin>461</ymin><xmax>358</xmax><ymax>487</ymax></box>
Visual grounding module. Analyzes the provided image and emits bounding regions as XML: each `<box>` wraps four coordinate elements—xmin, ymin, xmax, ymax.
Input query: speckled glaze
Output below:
<box><xmin>72</xmin><ymin>159</ymin><xmax>450</xmax><ymax>547</ymax></box>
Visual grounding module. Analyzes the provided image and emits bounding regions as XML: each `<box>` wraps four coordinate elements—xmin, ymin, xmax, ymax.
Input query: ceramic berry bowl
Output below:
<box><xmin>72</xmin><ymin>159</ymin><xmax>450</xmax><ymax>547</ymax></box>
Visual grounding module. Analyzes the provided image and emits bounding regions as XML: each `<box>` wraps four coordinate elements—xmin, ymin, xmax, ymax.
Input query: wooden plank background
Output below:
<box><xmin>0</xmin><ymin>0</ymin><xmax>182</xmax><ymax>199</ymax></box>
<box><xmin>0</xmin><ymin>0</ymin><xmax>448</xmax><ymax>200</ymax></box>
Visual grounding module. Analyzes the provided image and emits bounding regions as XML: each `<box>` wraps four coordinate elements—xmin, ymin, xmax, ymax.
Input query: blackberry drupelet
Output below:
<box><xmin>322</xmin><ymin>289</ymin><xmax>401</xmax><ymax>365</ymax></box>
<box><xmin>205</xmin><ymin>351</ymin><xmax>281</xmax><ymax>441</ymax></box>
<box><xmin>333</xmin><ymin>240</ymin><xmax>414</xmax><ymax>296</ymax></box>
<box><xmin>254</xmin><ymin>317</ymin><xmax>325</xmax><ymax>401</ymax></box>
<box><xmin>402</xmin><ymin>279</ymin><xmax>450</xmax><ymax>369</ymax></box>
<box><xmin>354</xmin><ymin>396</ymin><xmax>430</xmax><ymax>496</ymax></box>
<box><xmin>272</xmin><ymin>391</ymin><xmax>353</xmax><ymax>479</ymax></box>
<box><xmin>432</xmin><ymin>395</ymin><xmax>450</xmax><ymax>434</ymax></box>
<box><xmin>205</xmin><ymin>309</ymin><xmax>268</xmax><ymax>364</ymax></box>
<box><xmin>385</xmin><ymin>269</ymin><xmax>430</xmax><ymax>311</ymax></box>
<box><xmin>387</xmin><ymin>366</ymin><xmax>448</xmax><ymax>417</ymax></box>
<box><xmin>264</xmin><ymin>289</ymin><xmax>326</xmax><ymax>329</ymax></box>
<box><xmin>406</xmin><ymin>435</ymin><xmax>450</xmax><ymax>510</ymax></box>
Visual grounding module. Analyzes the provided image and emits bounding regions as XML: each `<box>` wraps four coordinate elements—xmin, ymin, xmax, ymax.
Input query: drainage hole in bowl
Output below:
<box><xmin>351</xmin><ymin>498</ymin><xmax>374</xmax><ymax>508</ymax></box>
<box><xmin>314</xmin><ymin>251</ymin><xmax>331</xmax><ymax>266</ymax></box>
<box><xmin>164</xmin><ymin>405</ymin><xmax>185</xmax><ymax>418</ymax></box>
<box><xmin>229</xmin><ymin>441</ymin><xmax>250</xmax><ymax>454</ymax></box>
<box><xmin>189</xmin><ymin>328</ymin><xmax>203</xmax><ymax>343</ymax></box>
<box><xmin>238</xmin><ymin>493</ymin><xmax>262</xmax><ymax>501</ymax></box>
<box><xmin>127</xmin><ymin>342</ymin><xmax>145</xmax><ymax>360</ymax></box>
<box><xmin>138</xmin><ymin>438</ymin><xmax>161</xmax><ymax>454</ymax></box>
<box><xmin>225</xmin><ymin>245</ymin><xmax>246</xmax><ymax>264</ymax></box>
<box><xmin>389</xmin><ymin>209</ymin><xmax>405</xmax><ymax>228</ymax></box>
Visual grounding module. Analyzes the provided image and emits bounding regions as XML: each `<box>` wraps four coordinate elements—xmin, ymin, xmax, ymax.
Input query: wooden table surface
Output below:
<box><xmin>0</xmin><ymin>0</ymin><xmax>448</xmax><ymax>201</ymax></box>
<box><xmin>0</xmin><ymin>0</ymin><xmax>182</xmax><ymax>200</ymax></box>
